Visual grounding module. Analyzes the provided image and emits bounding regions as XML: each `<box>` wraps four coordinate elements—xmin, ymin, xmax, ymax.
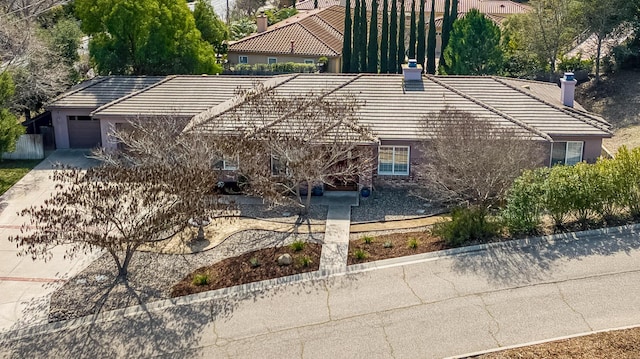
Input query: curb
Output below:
<box><xmin>444</xmin><ymin>323</ymin><xmax>640</xmax><ymax>358</ymax></box>
<box><xmin>2</xmin><ymin>223</ymin><xmax>639</xmax><ymax>341</ymax></box>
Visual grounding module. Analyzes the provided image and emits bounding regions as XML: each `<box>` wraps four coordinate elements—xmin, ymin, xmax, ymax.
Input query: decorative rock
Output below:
<box><xmin>95</xmin><ymin>275</ymin><xmax>108</xmax><ymax>283</ymax></box>
<box><xmin>75</xmin><ymin>279</ymin><xmax>87</xmax><ymax>285</ymax></box>
<box><xmin>277</xmin><ymin>253</ymin><xmax>293</xmax><ymax>266</ymax></box>
<box><xmin>281</xmin><ymin>212</ymin><xmax>291</xmax><ymax>217</ymax></box>
<box><xmin>416</xmin><ymin>209</ymin><xmax>426</xmax><ymax>214</ymax></box>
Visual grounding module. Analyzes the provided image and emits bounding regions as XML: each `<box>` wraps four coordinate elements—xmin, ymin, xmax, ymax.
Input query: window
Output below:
<box><xmin>271</xmin><ymin>155</ymin><xmax>289</xmax><ymax>176</ymax></box>
<box><xmin>214</xmin><ymin>155</ymin><xmax>239</xmax><ymax>171</ymax></box>
<box><xmin>268</xmin><ymin>57</ymin><xmax>277</xmax><ymax>64</ymax></box>
<box><xmin>551</xmin><ymin>141</ymin><xmax>583</xmax><ymax>166</ymax></box>
<box><xmin>304</xmin><ymin>59</ymin><xmax>314</xmax><ymax>64</ymax></box>
<box><xmin>378</xmin><ymin>146</ymin><xmax>410</xmax><ymax>175</ymax></box>
<box><xmin>239</xmin><ymin>55</ymin><xmax>248</xmax><ymax>64</ymax></box>
<box><xmin>68</xmin><ymin>116</ymin><xmax>94</xmax><ymax>121</ymax></box>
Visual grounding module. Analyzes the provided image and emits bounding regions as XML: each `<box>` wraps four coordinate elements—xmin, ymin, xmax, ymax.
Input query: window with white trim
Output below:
<box><xmin>214</xmin><ymin>155</ymin><xmax>239</xmax><ymax>171</ymax></box>
<box><xmin>551</xmin><ymin>141</ymin><xmax>583</xmax><ymax>166</ymax></box>
<box><xmin>239</xmin><ymin>55</ymin><xmax>248</xmax><ymax>64</ymax></box>
<box><xmin>378</xmin><ymin>146</ymin><xmax>410</xmax><ymax>175</ymax></box>
<box><xmin>268</xmin><ymin>57</ymin><xmax>277</xmax><ymax>64</ymax></box>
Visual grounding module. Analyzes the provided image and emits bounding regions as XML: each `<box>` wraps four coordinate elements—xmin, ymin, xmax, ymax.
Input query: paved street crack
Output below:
<box><xmin>402</xmin><ymin>267</ymin><xmax>424</xmax><ymax>304</ymax></box>
<box><xmin>433</xmin><ymin>270</ymin><xmax>462</xmax><ymax>297</ymax></box>
<box><xmin>379</xmin><ymin>316</ymin><xmax>397</xmax><ymax>359</ymax></box>
<box><xmin>556</xmin><ymin>283</ymin><xmax>594</xmax><ymax>331</ymax></box>
<box><xmin>324</xmin><ymin>281</ymin><xmax>333</xmax><ymax>321</ymax></box>
<box><xmin>477</xmin><ymin>294</ymin><xmax>501</xmax><ymax>346</ymax></box>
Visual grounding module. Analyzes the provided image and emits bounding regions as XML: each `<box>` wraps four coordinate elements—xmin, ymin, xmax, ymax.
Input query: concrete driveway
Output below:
<box><xmin>0</xmin><ymin>150</ymin><xmax>101</xmax><ymax>332</ymax></box>
<box><xmin>1</xmin><ymin>226</ymin><xmax>640</xmax><ymax>358</ymax></box>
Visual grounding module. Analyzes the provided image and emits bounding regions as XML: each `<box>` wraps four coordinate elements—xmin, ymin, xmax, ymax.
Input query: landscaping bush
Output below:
<box><xmin>192</xmin><ymin>273</ymin><xmax>210</xmax><ymax>286</ymax></box>
<box><xmin>544</xmin><ymin>165</ymin><xmax>577</xmax><ymax>227</ymax></box>
<box><xmin>289</xmin><ymin>240</ymin><xmax>306</xmax><ymax>252</ymax></box>
<box><xmin>613</xmin><ymin>146</ymin><xmax>640</xmax><ymax>217</ymax></box>
<box><xmin>432</xmin><ymin>207</ymin><xmax>501</xmax><ymax>247</ymax></box>
<box><xmin>501</xmin><ymin>168</ymin><xmax>548</xmax><ymax>235</ymax></box>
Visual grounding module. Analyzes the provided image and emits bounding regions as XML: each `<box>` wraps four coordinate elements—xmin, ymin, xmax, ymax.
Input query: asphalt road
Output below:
<box><xmin>1</xmin><ymin>227</ymin><xmax>640</xmax><ymax>358</ymax></box>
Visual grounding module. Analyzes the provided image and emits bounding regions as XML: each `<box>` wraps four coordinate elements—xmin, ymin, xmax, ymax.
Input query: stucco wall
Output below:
<box><xmin>547</xmin><ymin>136</ymin><xmax>604</xmax><ymax>165</ymax></box>
<box><xmin>50</xmin><ymin>108</ymin><xmax>94</xmax><ymax>149</ymax></box>
<box><xmin>227</xmin><ymin>52</ymin><xmax>341</xmax><ymax>73</ymax></box>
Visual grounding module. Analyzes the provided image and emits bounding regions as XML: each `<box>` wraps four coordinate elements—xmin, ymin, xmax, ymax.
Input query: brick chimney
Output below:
<box><xmin>560</xmin><ymin>72</ymin><xmax>577</xmax><ymax>107</ymax></box>
<box><xmin>402</xmin><ymin>59</ymin><xmax>423</xmax><ymax>81</ymax></box>
<box><xmin>256</xmin><ymin>14</ymin><xmax>268</xmax><ymax>33</ymax></box>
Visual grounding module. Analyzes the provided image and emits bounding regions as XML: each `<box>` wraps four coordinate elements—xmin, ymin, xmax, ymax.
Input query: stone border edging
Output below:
<box><xmin>2</xmin><ymin>223</ymin><xmax>639</xmax><ymax>341</ymax></box>
<box><xmin>349</xmin><ymin>210</ymin><xmax>448</xmax><ymax>225</ymax></box>
<box><xmin>443</xmin><ymin>323</ymin><xmax>640</xmax><ymax>359</ymax></box>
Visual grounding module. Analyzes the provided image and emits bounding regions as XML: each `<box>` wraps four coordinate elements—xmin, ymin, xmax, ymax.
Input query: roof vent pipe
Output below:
<box><xmin>560</xmin><ymin>72</ymin><xmax>577</xmax><ymax>108</ymax></box>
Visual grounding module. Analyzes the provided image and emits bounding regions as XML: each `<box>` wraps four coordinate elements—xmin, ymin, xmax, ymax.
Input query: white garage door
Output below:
<box><xmin>67</xmin><ymin>116</ymin><xmax>101</xmax><ymax>148</ymax></box>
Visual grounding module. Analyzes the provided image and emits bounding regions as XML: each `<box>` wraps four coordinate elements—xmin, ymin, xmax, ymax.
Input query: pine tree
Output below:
<box><xmin>408</xmin><ymin>0</ymin><xmax>416</xmax><ymax>59</ymax></box>
<box><xmin>397</xmin><ymin>0</ymin><xmax>405</xmax><ymax>73</ymax></box>
<box><xmin>367</xmin><ymin>0</ymin><xmax>379</xmax><ymax>72</ymax></box>
<box><xmin>388</xmin><ymin>0</ymin><xmax>398</xmax><ymax>73</ymax></box>
<box><xmin>380</xmin><ymin>0</ymin><xmax>389</xmax><ymax>73</ymax></box>
<box><xmin>351</xmin><ymin>0</ymin><xmax>361</xmax><ymax>72</ymax></box>
<box><xmin>416</xmin><ymin>0</ymin><xmax>426</xmax><ymax>70</ymax></box>
<box><xmin>426</xmin><ymin>0</ymin><xmax>436</xmax><ymax>73</ymax></box>
<box><xmin>342</xmin><ymin>0</ymin><xmax>353</xmax><ymax>73</ymax></box>
<box><xmin>439</xmin><ymin>0</ymin><xmax>451</xmax><ymax>68</ymax></box>
<box><xmin>359</xmin><ymin>0</ymin><xmax>368</xmax><ymax>71</ymax></box>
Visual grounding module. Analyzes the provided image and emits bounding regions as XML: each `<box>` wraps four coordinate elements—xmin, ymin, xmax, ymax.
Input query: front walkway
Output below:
<box><xmin>319</xmin><ymin>205</ymin><xmax>352</xmax><ymax>273</ymax></box>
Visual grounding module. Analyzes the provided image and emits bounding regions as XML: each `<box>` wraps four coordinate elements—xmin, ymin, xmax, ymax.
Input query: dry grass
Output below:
<box><xmin>476</xmin><ymin>327</ymin><xmax>640</xmax><ymax>358</ymax></box>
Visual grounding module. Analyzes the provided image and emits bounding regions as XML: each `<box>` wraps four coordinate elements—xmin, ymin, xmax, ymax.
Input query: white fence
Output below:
<box><xmin>3</xmin><ymin>134</ymin><xmax>44</xmax><ymax>160</ymax></box>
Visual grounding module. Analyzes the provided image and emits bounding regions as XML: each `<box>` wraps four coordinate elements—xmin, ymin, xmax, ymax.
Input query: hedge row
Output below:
<box><xmin>230</xmin><ymin>62</ymin><xmax>318</xmax><ymax>74</ymax></box>
<box><xmin>502</xmin><ymin>146</ymin><xmax>640</xmax><ymax>234</ymax></box>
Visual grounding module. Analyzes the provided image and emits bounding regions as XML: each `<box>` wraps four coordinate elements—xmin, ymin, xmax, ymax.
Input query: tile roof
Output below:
<box><xmin>228</xmin><ymin>6</ymin><xmax>344</xmax><ymax>57</ymax></box>
<box><xmin>92</xmin><ymin>76</ymin><xmax>273</xmax><ymax>118</ymax></box>
<box><xmin>48</xmin><ymin>76</ymin><xmax>166</xmax><ymax>109</ymax></box>
<box><xmin>187</xmin><ymin>73</ymin><xmax>611</xmax><ymax>140</ymax></box>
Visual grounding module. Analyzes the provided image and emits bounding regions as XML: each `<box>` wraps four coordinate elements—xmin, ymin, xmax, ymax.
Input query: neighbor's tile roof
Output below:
<box><xmin>187</xmin><ymin>73</ymin><xmax>611</xmax><ymax>141</ymax></box>
<box><xmin>92</xmin><ymin>76</ymin><xmax>272</xmax><ymax>118</ymax></box>
<box><xmin>48</xmin><ymin>76</ymin><xmax>166</xmax><ymax>109</ymax></box>
<box><xmin>296</xmin><ymin>0</ymin><xmax>529</xmax><ymax>14</ymax></box>
<box><xmin>228</xmin><ymin>6</ymin><xmax>344</xmax><ymax>57</ymax></box>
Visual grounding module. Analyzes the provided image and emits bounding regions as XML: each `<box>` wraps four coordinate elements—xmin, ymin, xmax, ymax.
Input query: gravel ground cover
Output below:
<box><xmin>49</xmin><ymin>230</ymin><xmax>323</xmax><ymax>322</ymax></box>
<box><xmin>351</xmin><ymin>187</ymin><xmax>444</xmax><ymax>223</ymax></box>
<box><xmin>235</xmin><ymin>203</ymin><xmax>327</xmax><ymax>224</ymax></box>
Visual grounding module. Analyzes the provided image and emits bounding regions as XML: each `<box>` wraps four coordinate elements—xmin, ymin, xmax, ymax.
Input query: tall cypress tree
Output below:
<box><xmin>396</xmin><ymin>0</ymin><xmax>405</xmax><ymax>73</ymax></box>
<box><xmin>367</xmin><ymin>0</ymin><xmax>379</xmax><ymax>72</ymax></box>
<box><xmin>416</xmin><ymin>0</ymin><xmax>425</xmax><ymax>70</ymax></box>
<box><xmin>359</xmin><ymin>0</ymin><xmax>368</xmax><ymax>71</ymax></box>
<box><xmin>408</xmin><ymin>0</ymin><xmax>416</xmax><ymax>59</ymax></box>
<box><xmin>426</xmin><ymin>0</ymin><xmax>436</xmax><ymax>73</ymax></box>
<box><xmin>451</xmin><ymin>0</ymin><xmax>458</xmax><ymax>23</ymax></box>
<box><xmin>351</xmin><ymin>0</ymin><xmax>361</xmax><ymax>72</ymax></box>
<box><xmin>388</xmin><ymin>0</ymin><xmax>398</xmax><ymax>73</ymax></box>
<box><xmin>342</xmin><ymin>0</ymin><xmax>353</xmax><ymax>73</ymax></box>
<box><xmin>380</xmin><ymin>0</ymin><xmax>389</xmax><ymax>73</ymax></box>
<box><xmin>439</xmin><ymin>0</ymin><xmax>451</xmax><ymax>68</ymax></box>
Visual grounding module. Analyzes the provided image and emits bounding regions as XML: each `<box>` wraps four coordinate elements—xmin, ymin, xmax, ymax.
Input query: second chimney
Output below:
<box><xmin>560</xmin><ymin>72</ymin><xmax>577</xmax><ymax>108</ymax></box>
<box><xmin>257</xmin><ymin>14</ymin><xmax>268</xmax><ymax>33</ymax></box>
<box><xmin>402</xmin><ymin>59</ymin><xmax>423</xmax><ymax>81</ymax></box>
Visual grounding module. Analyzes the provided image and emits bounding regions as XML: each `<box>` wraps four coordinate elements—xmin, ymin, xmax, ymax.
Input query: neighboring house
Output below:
<box><xmin>229</xmin><ymin>1</ymin><xmax>528</xmax><ymax>72</ymax></box>
<box><xmin>48</xmin><ymin>71</ymin><xmax>611</xmax><ymax>190</ymax></box>
<box><xmin>227</xmin><ymin>6</ymin><xmax>345</xmax><ymax>72</ymax></box>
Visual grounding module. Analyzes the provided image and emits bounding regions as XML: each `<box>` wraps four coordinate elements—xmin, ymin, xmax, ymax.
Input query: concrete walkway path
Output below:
<box><xmin>319</xmin><ymin>205</ymin><xmax>352</xmax><ymax>273</ymax></box>
<box><xmin>2</xmin><ymin>226</ymin><xmax>640</xmax><ymax>358</ymax></box>
<box><xmin>0</xmin><ymin>150</ymin><xmax>101</xmax><ymax>333</ymax></box>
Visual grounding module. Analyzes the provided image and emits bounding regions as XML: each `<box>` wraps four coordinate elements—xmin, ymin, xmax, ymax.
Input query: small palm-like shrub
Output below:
<box><xmin>407</xmin><ymin>237</ymin><xmax>419</xmax><ymax>249</ymax></box>
<box><xmin>289</xmin><ymin>240</ymin><xmax>306</xmax><ymax>252</ymax></box>
<box><xmin>249</xmin><ymin>257</ymin><xmax>261</xmax><ymax>268</ymax></box>
<box><xmin>192</xmin><ymin>273</ymin><xmax>210</xmax><ymax>286</ymax></box>
<box><xmin>298</xmin><ymin>255</ymin><xmax>313</xmax><ymax>267</ymax></box>
<box><xmin>362</xmin><ymin>235</ymin><xmax>374</xmax><ymax>244</ymax></box>
<box><xmin>353</xmin><ymin>248</ymin><xmax>368</xmax><ymax>260</ymax></box>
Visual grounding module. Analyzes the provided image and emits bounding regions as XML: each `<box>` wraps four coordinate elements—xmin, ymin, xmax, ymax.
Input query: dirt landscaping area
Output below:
<box><xmin>475</xmin><ymin>327</ymin><xmax>640</xmax><ymax>358</ymax></box>
<box><xmin>347</xmin><ymin>231</ymin><xmax>447</xmax><ymax>265</ymax></box>
<box><xmin>171</xmin><ymin>242</ymin><xmax>321</xmax><ymax>297</ymax></box>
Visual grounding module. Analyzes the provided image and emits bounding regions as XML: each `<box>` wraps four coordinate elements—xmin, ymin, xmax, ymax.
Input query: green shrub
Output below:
<box><xmin>353</xmin><ymin>248</ymin><xmax>368</xmax><ymax>260</ymax></box>
<box><xmin>192</xmin><ymin>273</ymin><xmax>210</xmax><ymax>286</ymax></box>
<box><xmin>249</xmin><ymin>257</ymin><xmax>261</xmax><ymax>268</ymax></box>
<box><xmin>362</xmin><ymin>235</ymin><xmax>374</xmax><ymax>244</ymax></box>
<box><xmin>298</xmin><ymin>255</ymin><xmax>313</xmax><ymax>267</ymax></box>
<box><xmin>502</xmin><ymin>168</ymin><xmax>547</xmax><ymax>235</ymax></box>
<box><xmin>544</xmin><ymin>165</ymin><xmax>576</xmax><ymax>227</ymax></box>
<box><xmin>432</xmin><ymin>207</ymin><xmax>501</xmax><ymax>247</ymax></box>
<box><xmin>557</xmin><ymin>53</ymin><xmax>593</xmax><ymax>73</ymax></box>
<box><xmin>289</xmin><ymin>240</ymin><xmax>306</xmax><ymax>252</ymax></box>
<box><xmin>613</xmin><ymin>146</ymin><xmax>640</xmax><ymax>217</ymax></box>
<box><xmin>407</xmin><ymin>237</ymin><xmax>419</xmax><ymax>249</ymax></box>
<box><xmin>383</xmin><ymin>241</ymin><xmax>393</xmax><ymax>248</ymax></box>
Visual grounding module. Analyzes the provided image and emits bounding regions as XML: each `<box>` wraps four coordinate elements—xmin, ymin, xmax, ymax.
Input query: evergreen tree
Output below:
<box><xmin>416</xmin><ymin>0</ymin><xmax>426</xmax><ymax>69</ymax></box>
<box><xmin>397</xmin><ymin>0</ymin><xmax>406</xmax><ymax>73</ymax></box>
<box><xmin>342</xmin><ymin>0</ymin><xmax>353</xmax><ymax>72</ymax></box>
<box><xmin>360</xmin><ymin>0</ymin><xmax>368</xmax><ymax>71</ymax></box>
<box><xmin>408</xmin><ymin>0</ymin><xmax>416</xmax><ymax>59</ymax></box>
<box><xmin>438</xmin><ymin>0</ymin><xmax>451</xmax><ymax>68</ymax></box>
<box><xmin>367</xmin><ymin>0</ymin><xmax>379</xmax><ymax>72</ymax></box>
<box><xmin>426</xmin><ymin>0</ymin><xmax>437</xmax><ymax>73</ymax></box>
<box><xmin>380</xmin><ymin>0</ymin><xmax>390</xmax><ymax>73</ymax></box>
<box><xmin>314</xmin><ymin>0</ymin><xmax>318</xmax><ymax>8</ymax></box>
<box><xmin>388</xmin><ymin>0</ymin><xmax>398</xmax><ymax>73</ymax></box>
<box><xmin>351</xmin><ymin>0</ymin><xmax>361</xmax><ymax>72</ymax></box>
<box><xmin>451</xmin><ymin>0</ymin><xmax>458</xmax><ymax>23</ymax></box>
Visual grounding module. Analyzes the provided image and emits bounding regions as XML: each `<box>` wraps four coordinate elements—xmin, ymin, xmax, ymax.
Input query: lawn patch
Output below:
<box><xmin>0</xmin><ymin>160</ymin><xmax>41</xmax><ymax>195</ymax></box>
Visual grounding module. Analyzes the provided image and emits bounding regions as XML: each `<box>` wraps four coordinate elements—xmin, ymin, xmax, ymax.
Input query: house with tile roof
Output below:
<box><xmin>228</xmin><ymin>1</ymin><xmax>528</xmax><ymax>72</ymax></box>
<box><xmin>48</xmin><ymin>71</ymin><xmax>610</xmax><ymax>190</ymax></box>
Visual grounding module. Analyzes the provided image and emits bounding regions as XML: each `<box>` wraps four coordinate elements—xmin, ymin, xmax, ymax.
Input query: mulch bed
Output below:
<box><xmin>171</xmin><ymin>243</ymin><xmax>322</xmax><ymax>297</ymax></box>
<box><xmin>476</xmin><ymin>327</ymin><xmax>640</xmax><ymax>358</ymax></box>
<box><xmin>347</xmin><ymin>231</ymin><xmax>449</xmax><ymax>265</ymax></box>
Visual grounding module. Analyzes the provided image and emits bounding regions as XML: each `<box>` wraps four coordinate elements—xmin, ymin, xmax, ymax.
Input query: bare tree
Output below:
<box><xmin>418</xmin><ymin>106</ymin><xmax>545</xmax><ymax>208</ymax></box>
<box><xmin>189</xmin><ymin>86</ymin><xmax>377</xmax><ymax>214</ymax></box>
<box><xmin>10</xmin><ymin>116</ymin><xmax>227</xmax><ymax>281</ymax></box>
